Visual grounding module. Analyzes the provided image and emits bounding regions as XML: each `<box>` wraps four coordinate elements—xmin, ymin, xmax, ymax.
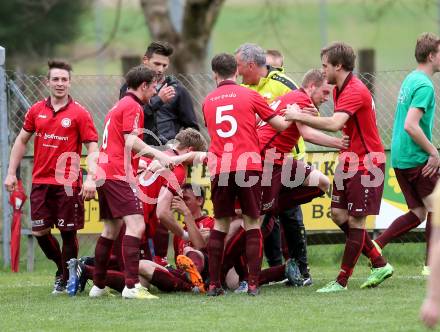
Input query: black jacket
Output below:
<box><xmin>119</xmin><ymin>79</ymin><xmax>199</xmax><ymax>146</ymax></box>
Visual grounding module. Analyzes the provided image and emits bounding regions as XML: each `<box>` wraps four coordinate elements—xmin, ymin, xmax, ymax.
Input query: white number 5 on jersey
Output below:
<box><xmin>216</xmin><ymin>105</ymin><xmax>237</xmax><ymax>138</ymax></box>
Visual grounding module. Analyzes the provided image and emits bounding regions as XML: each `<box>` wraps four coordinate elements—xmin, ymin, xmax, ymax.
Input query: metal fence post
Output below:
<box><xmin>0</xmin><ymin>46</ymin><xmax>11</xmax><ymax>268</ymax></box>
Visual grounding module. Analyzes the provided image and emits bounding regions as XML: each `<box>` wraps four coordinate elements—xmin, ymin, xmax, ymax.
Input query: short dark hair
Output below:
<box><xmin>144</xmin><ymin>41</ymin><xmax>174</xmax><ymax>58</ymax></box>
<box><xmin>47</xmin><ymin>59</ymin><xmax>72</xmax><ymax>79</ymax></box>
<box><xmin>301</xmin><ymin>69</ymin><xmax>325</xmax><ymax>88</ymax></box>
<box><xmin>320</xmin><ymin>42</ymin><xmax>356</xmax><ymax>72</ymax></box>
<box><xmin>415</xmin><ymin>32</ymin><xmax>440</xmax><ymax>63</ymax></box>
<box><xmin>182</xmin><ymin>183</ymin><xmax>205</xmax><ymax>207</ymax></box>
<box><xmin>211</xmin><ymin>53</ymin><xmax>237</xmax><ymax>78</ymax></box>
<box><xmin>125</xmin><ymin>65</ymin><xmax>157</xmax><ymax>89</ymax></box>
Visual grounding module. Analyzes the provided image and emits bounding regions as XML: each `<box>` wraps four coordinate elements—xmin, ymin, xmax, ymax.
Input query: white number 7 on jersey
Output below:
<box><xmin>216</xmin><ymin>105</ymin><xmax>237</xmax><ymax>138</ymax></box>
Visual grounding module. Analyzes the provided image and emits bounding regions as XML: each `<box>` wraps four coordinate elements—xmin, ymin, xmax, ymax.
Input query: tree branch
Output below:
<box><xmin>139</xmin><ymin>0</ymin><xmax>179</xmax><ymax>44</ymax></box>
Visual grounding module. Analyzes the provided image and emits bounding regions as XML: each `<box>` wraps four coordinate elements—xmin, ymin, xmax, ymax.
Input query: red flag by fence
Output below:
<box><xmin>9</xmin><ymin>180</ymin><xmax>27</xmax><ymax>272</ymax></box>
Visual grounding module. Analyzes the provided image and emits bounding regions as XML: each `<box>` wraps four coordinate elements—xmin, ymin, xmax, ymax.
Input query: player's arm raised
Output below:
<box><xmin>124</xmin><ymin>133</ymin><xmax>174</xmax><ymax>168</ymax></box>
<box><xmin>171</xmin><ymin>196</ymin><xmax>206</xmax><ymax>249</ymax></box>
<box><xmin>297</xmin><ymin>123</ymin><xmax>349</xmax><ymax>150</ymax></box>
<box><xmin>5</xmin><ymin>129</ymin><xmax>33</xmax><ymax>192</ymax></box>
<box><xmin>285</xmin><ymin>104</ymin><xmax>349</xmax><ymax>132</ymax></box>
<box><xmin>404</xmin><ymin>107</ymin><xmax>440</xmax><ymax>177</ymax></box>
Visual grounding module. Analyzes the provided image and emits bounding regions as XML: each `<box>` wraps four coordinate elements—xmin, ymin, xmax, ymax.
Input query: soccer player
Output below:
<box><xmin>68</xmin><ymin>183</ymin><xmax>213</xmax><ymax>295</ymax></box>
<box><xmin>228</xmin><ymin>69</ymin><xmax>348</xmax><ymax>291</ymax></box>
<box><xmin>203</xmin><ymin>53</ymin><xmax>292</xmax><ymax>296</ymax></box>
<box><xmin>420</xmin><ymin>183</ymin><xmax>440</xmax><ymax>328</ymax></box>
<box><xmin>89</xmin><ymin>66</ymin><xmax>175</xmax><ymax>300</ymax></box>
<box><xmin>285</xmin><ymin>42</ymin><xmax>393</xmax><ymax>292</ymax></box>
<box><xmin>235</xmin><ymin>44</ymin><xmax>311</xmax><ymax>280</ymax></box>
<box><xmin>373</xmin><ymin>33</ymin><xmax>440</xmax><ymax>275</ymax></box>
<box><xmin>4</xmin><ymin>60</ymin><xmax>98</xmax><ymax>294</ymax></box>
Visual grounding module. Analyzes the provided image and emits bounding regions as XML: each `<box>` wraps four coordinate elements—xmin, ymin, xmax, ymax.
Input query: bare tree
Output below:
<box><xmin>140</xmin><ymin>0</ymin><xmax>225</xmax><ymax>74</ymax></box>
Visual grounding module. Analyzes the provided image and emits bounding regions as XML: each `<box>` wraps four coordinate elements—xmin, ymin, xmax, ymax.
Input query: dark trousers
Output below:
<box><xmin>263</xmin><ymin>205</ymin><xmax>309</xmax><ymax>275</ymax></box>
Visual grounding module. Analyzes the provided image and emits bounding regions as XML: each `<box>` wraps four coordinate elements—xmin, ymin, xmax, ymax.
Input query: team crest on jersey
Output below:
<box><xmin>61</xmin><ymin>118</ymin><xmax>71</xmax><ymax>128</ymax></box>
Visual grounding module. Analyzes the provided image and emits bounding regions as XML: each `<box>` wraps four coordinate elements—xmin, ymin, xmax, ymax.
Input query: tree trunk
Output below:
<box><xmin>139</xmin><ymin>0</ymin><xmax>225</xmax><ymax>75</ymax></box>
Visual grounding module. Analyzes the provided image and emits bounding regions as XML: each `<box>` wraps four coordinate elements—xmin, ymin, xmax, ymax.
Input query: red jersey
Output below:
<box><xmin>97</xmin><ymin>93</ymin><xmax>144</xmax><ymax>181</ymax></box>
<box><xmin>334</xmin><ymin>73</ymin><xmax>384</xmax><ymax>170</ymax></box>
<box><xmin>138</xmin><ymin>152</ymin><xmax>187</xmax><ymax>234</ymax></box>
<box><xmin>258</xmin><ymin>88</ymin><xmax>312</xmax><ymax>164</ymax></box>
<box><xmin>202</xmin><ymin>80</ymin><xmax>277</xmax><ymax>175</ymax></box>
<box><xmin>22</xmin><ymin>96</ymin><xmax>98</xmax><ymax>186</ymax></box>
<box><xmin>173</xmin><ymin>215</ymin><xmax>215</xmax><ymax>255</ymax></box>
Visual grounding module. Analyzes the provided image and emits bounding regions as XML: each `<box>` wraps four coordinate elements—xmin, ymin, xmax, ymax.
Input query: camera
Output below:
<box><xmin>156</xmin><ymin>75</ymin><xmax>178</xmax><ymax>92</ymax></box>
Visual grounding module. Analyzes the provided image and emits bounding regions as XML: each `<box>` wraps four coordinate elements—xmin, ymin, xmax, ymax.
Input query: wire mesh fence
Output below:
<box><xmin>2</xmin><ymin>69</ymin><xmax>433</xmax><ymax>271</ymax></box>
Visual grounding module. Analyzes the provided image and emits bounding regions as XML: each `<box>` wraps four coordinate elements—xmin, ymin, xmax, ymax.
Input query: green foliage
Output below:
<box><xmin>0</xmin><ymin>0</ymin><xmax>90</xmax><ymax>64</ymax></box>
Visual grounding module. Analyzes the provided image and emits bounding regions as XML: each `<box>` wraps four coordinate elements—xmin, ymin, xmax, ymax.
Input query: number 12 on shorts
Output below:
<box><xmin>216</xmin><ymin>105</ymin><xmax>237</xmax><ymax>138</ymax></box>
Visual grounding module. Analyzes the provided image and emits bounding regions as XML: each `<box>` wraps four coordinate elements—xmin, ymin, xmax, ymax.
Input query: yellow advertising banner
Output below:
<box><xmin>71</xmin><ymin>152</ymin><xmax>395</xmax><ymax>234</ymax></box>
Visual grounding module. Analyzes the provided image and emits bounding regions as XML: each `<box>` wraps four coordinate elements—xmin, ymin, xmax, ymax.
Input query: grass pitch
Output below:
<box><xmin>0</xmin><ymin>244</ymin><xmax>429</xmax><ymax>332</ymax></box>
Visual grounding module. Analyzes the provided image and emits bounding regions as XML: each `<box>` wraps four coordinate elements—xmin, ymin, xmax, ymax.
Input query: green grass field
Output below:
<box><xmin>0</xmin><ymin>243</ymin><xmax>431</xmax><ymax>332</ymax></box>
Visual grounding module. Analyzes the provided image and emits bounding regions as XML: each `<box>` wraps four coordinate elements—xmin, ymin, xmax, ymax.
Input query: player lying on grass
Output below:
<box><xmin>67</xmin><ymin>184</ymin><xmax>214</xmax><ymax>295</ymax></box>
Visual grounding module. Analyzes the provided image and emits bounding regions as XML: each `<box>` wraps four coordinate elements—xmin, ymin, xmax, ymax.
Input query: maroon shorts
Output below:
<box><xmin>394</xmin><ymin>164</ymin><xmax>439</xmax><ymax>209</ymax></box>
<box><xmin>97</xmin><ymin>180</ymin><xmax>143</xmax><ymax>220</ymax></box>
<box><xmin>331</xmin><ymin>164</ymin><xmax>385</xmax><ymax>217</ymax></box>
<box><xmin>211</xmin><ymin>171</ymin><xmax>262</xmax><ymax>219</ymax></box>
<box><xmin>261</xmin><ymin>160</ymin><xmax>314</xmax><ymax>214</ymax></box>
<box><xmin>30</xmin><ymin>184</ymin><xmax>84</xmax><ymax>232</ymax></box>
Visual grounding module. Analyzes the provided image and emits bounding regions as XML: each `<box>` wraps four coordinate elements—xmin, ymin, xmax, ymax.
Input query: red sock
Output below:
<box><xmin>425</xmin><ymin>212</ymin><xmax>432</xmax><ymax>265</ymax></box>
<box><xmin>208</xmin><ymin>229</ymin><xmax>227</xmax><ymax>287</ymax></box>
<box><xmin>338</xmin><ymin>222</ymin><xmax>386</xmax><ymax>267</ymax></box>
<box><xmin>337</xmin><ymin>228</ymin><xmax>365</xmax><ymax>287</ymax></box>
<box><xmin>153</xmin><ymin>223</ymin><xmax>169</xmax><ymax>258</ymax></box>
<box><xmin>246</xmin><ymin>228</ymin><xmax>263</xmax><ymax>287</ymax></box>
<box><xmin>259</xmin><ymin>265</ymin><xmax>285</xmax><ymax>285</ymax></box>
<box><xmin>122</xmin><ymin>235</ymin><xmax>141</xmax><ymax>288</ymax></box>
<box><xmin>231</xmin><ymin>255</ymin><xmax>248</xmax><ymax>282</ymax></box>
<box><xmin>36</xmin><ymin>233</ymin><xmax>63</xmax><ymax>275</ymax></box>
<box><xmin>105</xmin><ymin>270</ymin><xmax>125</xmax><ymax>292</ymax></box>
<box><xmin>151</xmin><ymin>268</ymin><xmax>192</xmax><ymax>292</ymax></box>
<box><xmin>364</xmin><ymin>233</ymin><xmax>386</xmax><ymax>268</ymax></box>
<box><xmin>375</xmin><ymin>211</ymin><xmax>421</xmax><ymax>248</ymax></box>
<box><xmin>93</xmin><ymin>236</ymin><xmax>114</xmax><ymax>289</ymax></box>
<box><xmin>221</xmin><ymin>227</ymin><xmax>246</xmax><ymax>282</ymax></box>
<box><xmin>60</xmin><ymin>231</ymin><xmax>78</xmax><ymax>282</ymax></box>
<box><xmin>85</xmin><ymin>265</ymin><xmax>124</xmax><ymax>293</ymax></box>
<box><xmin>186</xmin><ymin>251</ymin><xmax>204</xmax><ymax>273</ymax></box>
<box><xmin>84</xmin><ymin>265</ymin><xmax>94</xmax><ymax>280</ymax></box>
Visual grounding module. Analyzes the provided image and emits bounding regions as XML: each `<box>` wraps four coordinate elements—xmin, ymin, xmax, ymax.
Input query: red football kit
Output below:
<box><xmin>331</xmin><ymin>73</ymin><xmax>385</xmax><ymax>217</ymax></box>
<box><xmin>334</xmin><ymin>73</ymin><xmax>384</xmax><ymax>171</ymax></box>
<box><xmin>23</xmin><ymin>96</ymin><xmax>98</xmax><ymax>185</ymax></box>
<box><xmin>97</xmin><ymin>92</ymin><xmax>145</xmax><ymax>181</ymax></box>
<box><xmin>258</xmin><ymin>88</ymin><xmax>312</xmax><ymax>164</ymax></box>
<box><xmin>202</xmin><ymin>80</ymin><xmax>277</xmax><ymax>176</ymax></box>
<box><xmin>173</xmin><ymin>215</ymin><xmax>215</xmax><ymax>256</ymax></box>
<box><xmin>138</xmin><ymin>152</ymin><xmax>187</xmax><ymax>235</ymax></box>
